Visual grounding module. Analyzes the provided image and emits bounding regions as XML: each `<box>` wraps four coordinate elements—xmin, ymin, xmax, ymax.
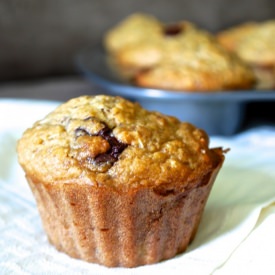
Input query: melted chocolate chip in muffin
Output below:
<box><xmin>74</xmin><ymin>122</ymin><xmax>128</xmax><ymax>168</ymax></box>
<box><xmin>94</xmin><ymin>125</ymin><xmax>128</xmax><ymax>164</ymax></box>
<box><xmin>163</xmin><ymin>24</ymin><xmax>183</xmax><ymax>36</ymax></box>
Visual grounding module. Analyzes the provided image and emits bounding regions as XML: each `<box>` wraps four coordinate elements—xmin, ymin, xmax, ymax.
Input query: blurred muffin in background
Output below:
<box><xmin>104</xmin><ymin>13</ymin><xmax>162</xmax><ymax>58</ymax></box>
<box><xmin>104</xmin><ymin>13</ymin><xmax>256</xmax><ymax>92</ymax></box>
<box><xmin>217</xmin><ymin>20</ymin><xmax>275</xmax><ymax>89</ymax></box>
<box><xmin>133</xmin><ymin>22</ymin><xmax>256</xmax><ymax>91</ymax></box>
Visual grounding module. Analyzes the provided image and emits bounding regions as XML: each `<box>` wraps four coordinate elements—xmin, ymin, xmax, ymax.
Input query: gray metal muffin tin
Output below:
<box><xmin>76</xmin><ymin>46</ymin><xmax>275</xmax><ymax>136</ymax></box>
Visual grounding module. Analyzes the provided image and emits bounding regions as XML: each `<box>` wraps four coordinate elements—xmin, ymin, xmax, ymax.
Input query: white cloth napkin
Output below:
<box><xmin>1</xmin><ymin>99</ymin><xmax>275</xmax><ymax>275</ymax></box>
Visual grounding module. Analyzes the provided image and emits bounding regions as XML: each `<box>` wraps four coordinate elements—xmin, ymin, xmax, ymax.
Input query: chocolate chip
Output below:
<box><xmin>97</xmin><ymin>126</ymin><xmax>111</xmax><ymax>139</ymax></box>
<box><xmin>163</xmin><ymin>24</ymin><xmax>182</xmax><ymax>36</ymax></box>
<box><xmin>95</xmin><ymin>126</ymin><xmax>127</xmax><ymax>164</ymax></box>
<box><xmin>75</xmin><ymin>122</ymin><xmax>128</xmax><ymax>165</ymax></box>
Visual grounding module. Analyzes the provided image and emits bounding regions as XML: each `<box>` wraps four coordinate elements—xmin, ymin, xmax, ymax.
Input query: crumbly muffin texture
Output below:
<box><xmin>104</xmin><ymin>13</ymin><xmax>256</xmax><ymax>91</ymax></box>
<box><xmin>17</xmin><ymin>95</ymin><xmax>221</xmax><ymax>190</ymax></box>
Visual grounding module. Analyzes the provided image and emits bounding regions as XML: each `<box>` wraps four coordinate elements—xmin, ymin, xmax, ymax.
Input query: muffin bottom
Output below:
<box><xmin>26</xmin><ymin>163</ymin><xmax>221</xmax><ymax>268</ymax></box>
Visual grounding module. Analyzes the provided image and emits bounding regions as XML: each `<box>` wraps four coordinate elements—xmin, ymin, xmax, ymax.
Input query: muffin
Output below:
<box><xmin>104</xmin><ymin>13</ymin><xmax>256</xmax><ymax>91</ymax></box>
<box><xmin>217</xmin><ymin>20</ymin><xmax>275</xmax><ymax>89</ymax></box>
<box><xmin>104</xmin><ymin>13</ymin><xmax>162</xmax><ymax>57</ymax></box>
<box><xmin>17</xmin><ymin>95</ymin><xmax>226</xmax><ymax>267</ymax></box>
<box><xmin>106</xmin><ymin>18</ymin><xmax>197</xmax><ymax>70</ymax></box>
<box><xmin>104</xmin><ymin>13</ymin><xmax>164</xmax><ymax>80</ymax></box>
<box><xmin>131</xmin><ymin>22</ymin><xmax>256</xmax><ymax>91</ymax></box>
<box><xmin>134</xmin><ymin>52</ymin><xmax>256</xmax><ymax>91</ymax></box>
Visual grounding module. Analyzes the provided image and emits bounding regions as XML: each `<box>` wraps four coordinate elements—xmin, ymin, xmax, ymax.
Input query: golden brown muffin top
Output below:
<box><xmin>17</xmin><ymin>95</ymin><xmax>224</xmax><ymax>190</ymax></box>
<box><xmin>108</xmin><ymin>19</ymin><xmax>199</xmax><ymax>68</ymax></box>
<box><xmin>104</xmin><ymin>13</ymin><xmax>162</xmax><ymax>54</ymax></box>
<box><xmin>129</xmin><ymin>28</ymin><xmax>256</xmax><ymax>91</ymax></box>
<box><xmin>216</xmin><ymin>22</ymin><xmax>257</xmax><ymax>52</ymax></box>
<box><xmin>217</xmin><ymin>20</ymin><xmax>275</xmax><ymax>67</ymax></box>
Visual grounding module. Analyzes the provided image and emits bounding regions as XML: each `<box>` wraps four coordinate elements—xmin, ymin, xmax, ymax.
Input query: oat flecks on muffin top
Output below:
<box><xmin>17</xmin><ymin>95</ymin><xmax>221</xmax><ymax>189</ymax></box>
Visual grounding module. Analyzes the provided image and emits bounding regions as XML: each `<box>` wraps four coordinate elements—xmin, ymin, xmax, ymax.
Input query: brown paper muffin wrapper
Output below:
<box><xmin>26</xmin><ymin>164</ymin><xmax>222</xmax><ymax>268</ymax></box>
